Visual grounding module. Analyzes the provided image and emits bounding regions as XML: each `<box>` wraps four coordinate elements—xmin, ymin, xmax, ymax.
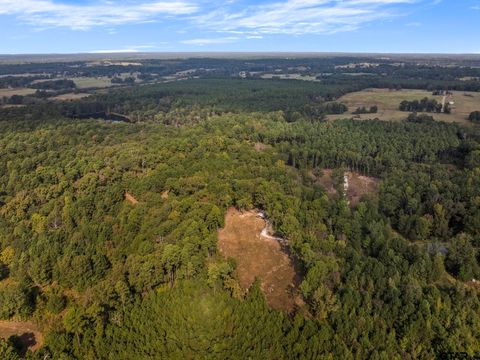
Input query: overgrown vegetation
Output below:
<box><xmin>0</xmin><ymin>57</ymin><xmax>480</xmax><ymax>358</ymax></box>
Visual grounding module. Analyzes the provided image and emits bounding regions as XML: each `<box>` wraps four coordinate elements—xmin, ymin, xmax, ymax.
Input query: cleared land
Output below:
<box><xmin>327</xmin><ymin>88</ymin><xmax>480</xmax><ymax>126</ymax></box>
<box><xmin>0</xmin><ymin>320</ymin><xmax>43</xmax><ymax>354</ymax></box>
<box><xmin>51</xmin><ymin>92</ymin><xmax>91</xmax><ymax>101</ymax></box>
<box><xmin>124</xmin><ymin>192</ymin><xmax>139</xmax><ymax>205</ymax></box>
<box><xmin>260</xmin><ymin>73</ymin><xmax>319</xmax><ymax>81</ymax></box>
<box><xmin>0</xmin><ymin>88</ymin><xmax>36</xmax><ymax>97</ymax></box>
<box><xmin>315</xmin><ymin>169</ymin><xmax>379</xmax><ymax>207</ymax></box>
<box><xmin>218</xmin><ymin>208</ymin><xmax>301</xmax><ymax>312</ymax></box>
<box><xmin>68</xmin><ymin>77</ymin><xmax>113</xmax><ymax>89</ymax></box>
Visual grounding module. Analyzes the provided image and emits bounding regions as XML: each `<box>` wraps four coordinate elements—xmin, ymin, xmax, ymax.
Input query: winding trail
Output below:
<box><xmin>258</xmin><ymin>212</ymin><xmax>288</xmax><ymax>245</ymax></box>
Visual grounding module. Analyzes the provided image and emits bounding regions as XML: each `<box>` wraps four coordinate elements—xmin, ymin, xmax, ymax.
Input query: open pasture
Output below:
<box><xmin>327</xmin><ymin>88</ymin><xmax>480</xmax><ymax>126</ymax></box>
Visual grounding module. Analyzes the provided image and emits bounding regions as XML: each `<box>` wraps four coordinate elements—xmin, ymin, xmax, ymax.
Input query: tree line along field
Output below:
<box><xmin>326</xmin><ymin>88</ymin><xmax>480</xmax><ymax>126</ymax></box>
<box><xmin>0</xmin><ymin>56</ymin><xmax>479</xmax><ymax>358</ymax></box>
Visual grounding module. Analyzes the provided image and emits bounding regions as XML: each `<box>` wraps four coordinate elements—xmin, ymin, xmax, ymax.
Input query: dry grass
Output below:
<box><xmin>218</xmin><ymin>208</ymin><xmax>301</xmax><ymax>312</ymax></box>
<box><xmin>68</xmin><ymin>77</ymin><xmax>113</xmax><ymax>89</ymax></box>
<box><xmin>260</xmin><ymin>73</ymin><xmax>319</xmax><ymax>81</ymax></box>
<box><xmin>0</xmin><ymin>320</ymin><xmax>43</xmax><ymax>353</ymax></box>
<box><xmin>51</xmin><ymin>92</ymin><xmax>91</xmax><ymax>101</ymax></box>
<box><xmin>327</xmin><ymin>88</ymin><xmax>480</xmax><ymax>126</ymax></box>
<box><xmin>0</xmin><ymin>104</ymin><xmax>26</xmax><ymax>109</ymax></box>
<box><xmin>0</xmin><ymin>88</ymin><xmax>36</xmax><ymax>97</ymax></box>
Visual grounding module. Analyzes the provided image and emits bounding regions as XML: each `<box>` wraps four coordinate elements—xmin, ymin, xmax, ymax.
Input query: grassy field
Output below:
<box><xmin>68</xmin><ymin>77</ymin><xmax>113</xmax><ymax>89</ymax></box>
<box><xmin>51</xmin><ymin>92</ymin><xmax>91</xmax><ymax>101</ymax></box>
<box><xmin>327</xmin><ymin>88</ymin><xmax>480</xmax><ymax>126</ymax></box>
<box><xmin>0</xmin><ymin>88</ymin><xmax>36</xmax><ymax>97</ymax></box>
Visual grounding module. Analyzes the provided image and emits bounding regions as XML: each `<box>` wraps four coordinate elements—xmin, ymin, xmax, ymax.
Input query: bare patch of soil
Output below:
<box><xmin>218</xmin><ymin>208</ymin><xmax>301</xmax><ymax>312</ymax></box>
<box><xmin>346</xmin><ymin>172</ymin><xmax>379</xmax><ymax>206</ymax></box>
<box><xmin>316</xmin><ymin>169</ymin><xmax>379</xmax><ymax>206</ymax></box>
<box><xmin>161</xmin><ymin>190</ymin><xmax>170</xmax><ymax>199</ymax></box>
<box><xmin>315</xmin><ymin>169</ymin><xmax>337</xmax><ymax>198</ymax></box>
<box><xmin>254</xmin><ymin>142</ymin><xmax>269</xmax><ymax>152</ymax></box>
<box><xmin>0</xmin><ymin>321</ymin><xmax>43</xmax><ymax>354</ymax></box>
<box><xmin>125</xmin><ymin>191</ymin><xmax>139</xmax><ymax>205</ymax></box>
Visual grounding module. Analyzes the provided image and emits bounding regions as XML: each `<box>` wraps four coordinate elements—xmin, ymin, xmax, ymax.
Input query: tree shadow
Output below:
<box><xmin>8</xmin><ymin>332</ymin><xmax>37</xmax><ymax>357</ymax></box>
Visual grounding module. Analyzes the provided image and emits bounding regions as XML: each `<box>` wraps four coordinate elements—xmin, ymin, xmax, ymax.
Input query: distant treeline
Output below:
<box><xmin>399</xmin><ymin>97</ymin><xmax>447</xmax><ymax>113</ymax></box>
<box><xmin>30</xmin><ymin>79</ymin><xmax>76</xmax><ymax>90</ymax></box>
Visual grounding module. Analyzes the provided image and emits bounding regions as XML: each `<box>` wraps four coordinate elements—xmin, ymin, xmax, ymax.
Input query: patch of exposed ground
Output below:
<box><xmin>161</xmin><ymin>190</ymin><xmax>170</xmax><ymax>199</ymax></box>
<box><xmin>315</xmin><ymin>169</ymin><xmax>379</xmax><ymax>206</ymax></box>
<box><xmin>0</xmin><ymin>321</ymin><xmax>43</xmax><ymax>354</ymax></box>
<box><xmin>124</xmin><ymin>191</ymin><xmax>139</xmax><ymax>205</ymax></box>
<box><xmin>254</xmin><ymin>142</ymin><xmax>269</xmax><ymax>152</ymax></box>
<box><xmin>218</xmin><ymin>208</ymin><xmax>301</xmax><ymax>312</ymax></box>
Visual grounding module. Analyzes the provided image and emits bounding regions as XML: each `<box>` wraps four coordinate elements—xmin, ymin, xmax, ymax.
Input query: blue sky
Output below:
<box><xmin>0</xmin><ymin>0</ymin><xmax>478</xmax><ymax>54</ymax></box>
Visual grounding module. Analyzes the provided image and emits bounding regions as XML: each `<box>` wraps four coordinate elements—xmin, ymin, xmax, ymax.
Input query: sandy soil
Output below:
<box><xmin>218</xmin><ymin>208</ymin><xmax>301</xmax><ymax>312</ymax></box>
<box><xmin>125</xmin><ymin>192</ymin><xmax>139</xmax><ymax>205</ymax></box>
<box><xmin>0</xmin><ymin>320</ymin><xmax>43</xmax><ymax>353</ymax></box>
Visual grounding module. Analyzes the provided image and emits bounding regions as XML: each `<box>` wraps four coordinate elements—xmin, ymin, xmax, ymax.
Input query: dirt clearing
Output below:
<box><xmin>0</xmin><ymin>320</ymin><xmax>43</xmax><ymax>354</ymax></box>
<box><xmin>125</xmin><ymin>192</ymin><xmax>139</xmax><ymax>205</ymax></box>
<box><xmin>315</xmin><ymin>169</ymin><xmax>379</xmax><ymax>206</ymax></box>
<box><xmin>218</xmin><ymin>208</ymin><xmax>301</xmax><ymax>312</ymax></box>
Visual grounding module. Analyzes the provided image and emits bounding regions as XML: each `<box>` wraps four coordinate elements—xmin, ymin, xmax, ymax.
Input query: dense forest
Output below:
<box><xmin>0</xmin><ymin>57</ymin><xmax>480</xmax><ymax>359</ymax></box>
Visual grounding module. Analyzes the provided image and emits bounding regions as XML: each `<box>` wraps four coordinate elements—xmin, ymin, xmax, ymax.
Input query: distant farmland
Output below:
<box><xmin>0</xmin><ymin>87</ymin><xmax>36</xmax><ymax>97</ymax></box>
<box><xmin>327</xmin><ymin>88</ymin><xmax>480</xmax><ymax>126</ymax></box>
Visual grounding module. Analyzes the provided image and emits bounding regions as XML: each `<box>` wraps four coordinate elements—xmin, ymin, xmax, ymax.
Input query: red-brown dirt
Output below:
<box><xmin>218</xmin><ymin>208</ymin><xmax>301</xmax><ymax>312</ymax></box>
<box><xmin>0</xmin><ymin>320</ymin><xmax>43</xmax><ymax>353</ymax></box>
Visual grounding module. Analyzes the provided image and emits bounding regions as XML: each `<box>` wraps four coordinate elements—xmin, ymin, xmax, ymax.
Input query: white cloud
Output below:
<box><xmin>88</xmin><ymin>45</ymin><xmax>157</xmax><ymax>53</ymax></box>
<box><xmin>181</xmin><ymin>36</ymin><xmax>239</xmax><ymax>45</ymax></box>
<box><xmin>0</xmin><ymin>0</ymin><xmax>198</xmax><ymax>30</ymax></box>
<box><xmin>0</xmin><ymin>0</ymin><xmax>432</xmax><ymax>36</ymax></box>
<box><xmin>89</xmin><ymin>49</ymin><xmax>141</xmax><ymax>54</ymax></box>
<box><xmin>195</xmin><ymin>0</ymin><xmax>419</xmax><ymax>35</ymax></box>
